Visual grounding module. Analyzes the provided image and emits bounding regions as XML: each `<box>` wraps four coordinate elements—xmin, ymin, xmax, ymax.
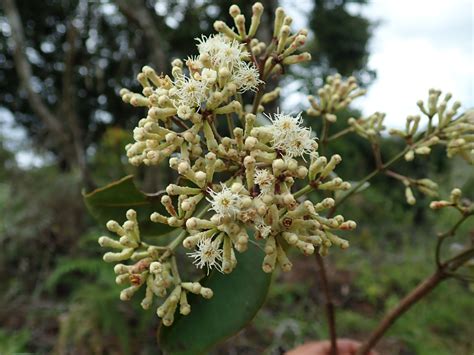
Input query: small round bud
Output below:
<box><xmin>240</xmin><ymin>196</ymin><xmax>252</xmax><ymax>209</ymax></box>
<box><xmin>157</xmin><ymin>306</ymin><xmax>166</xmax><ymax>318</ymax></box>
<box><xmin>106</xmin><ymin>220</ymin><xmax>120</xmax><ymax>232</ymax></box>
<box><xmin>206</xmin><ymin>152</ymin><xmax>216</xmax><ymax>161</ymax></box>
<box><xmin>280</xmin><ymin>261</ymin><xmax>293</xmax><ymax>272</ymax></box>
<box><xmin>98</xmin><ymin>236</ymin><xmax>108</xmax><ymax>247</ymax></box>
<box><xmin>244</xmin><ymin>137</ymin><xmax>257</xmax><ymax>150</ymax></box>
<box><xmin>296</xmin><ymin>166</ymin><xmax>308</xmax><ymax>179</ymax></box>
<box><xmin>200</xmin><ymin>287</ymin><xmax>213</xmax><ymax>299</ymax></box>
<box><xmin>177</xmin><ymin>161</ymin><xmax>190</xmax><ymax>174</ymax></box>
<box><xmin>126</xmin><ymin>209</ymin><xmax>137</xmax><ymax>220</ymax></box>
<box><xmin>195</xmin><ymin>171</ymin><xmax>207</xmax><ymax>182</ymax></box>
<box><xmin>186</xmin><ymin>218</ymin><xmax>198</xmax><ymax>230</ymax></box>
<box><xmin>120</xmin><ymin>289</ymin><xmax>133</xmax><ymax>301</ymax></box>
<box><xmin>287</xmin><ymin>159</ymin><xmax>298</xmax><ymax>171</ymax></box>
<box><xmin>231</xmin><ymin>182</ymin><xmax>243</xmax><ymax>193</ymax></box>
<box><xmin>229</xmin><ymin>4</ymin><xmax>241</xmax><ymax>17</ymax></box>
<box><xmin>150</xmin><ymin>261</ymin><xmax>162</xmax><ymax>274</ymax></box>
<box><xmin>114</xmin><ymin>264</ymin><xmax>128</xmax><ymax>274</ymax></box>
<box><xmin>180</xmin><ymin>304</ymin><xmax>191</xmax><ymax>315</ymax></box>
<box><xmin>272</xmin><ymin>159</ymin><xmax>286</xmax><ymax>173</ymax></box>
<box><xmin>123</xmin><ymin>220</ymin><xmax>135</xmax><ymax>231</ymax></box>
<box><xmin>253</xmin><ymin>2</ymin><xmax>264</xmax><ymax>14</ymax></box>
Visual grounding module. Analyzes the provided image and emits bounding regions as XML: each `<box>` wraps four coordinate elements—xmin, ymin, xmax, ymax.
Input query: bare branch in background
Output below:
<box><xmin>2</xmin><ymin>0</ymin><xmax>95</xmax><ymax>188</ymax></box>
<box><xmin>115</xmin><ymin>0</ymin><xmax>167</xmax><ymax>72</ymax></box>
<box><xmin>61</xmin><ymin>21</ymin><xmax>95</xmax><ymax>190</ymax></box>
<box><xmin>1</xmin><ymin>0</ymin><xmax>67</xmax><ymax>142</ymax></box>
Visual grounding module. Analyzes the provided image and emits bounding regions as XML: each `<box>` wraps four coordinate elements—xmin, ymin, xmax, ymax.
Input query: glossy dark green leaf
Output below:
<box><xmin>83</xmin><ymin>175</ymin><xmax>172</xmax><ymax>237</ymax></box>
<box><xmin>159</xmin><ymin>243</ymin><xmax>272</xmax><ymax>354</ymax></box>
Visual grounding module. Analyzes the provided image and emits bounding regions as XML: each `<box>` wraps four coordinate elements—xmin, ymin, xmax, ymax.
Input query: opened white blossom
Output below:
<box><xmin>206</xmin><ymin>183</ymin><xmax>242</xmax><ymax>218</ymax></box>
<box><xmin>254</xmin><ymin>168</ymin><xmax>275</xmax><ymax>196</ymax></box>
<box><xmin>197</xmin><ymin>34</ymin><xmax>249</xmax><ymax>67</ymax></box>
<box><xmin>187</xmin><ymin>237</ymin><xmax>224</xmax><ymax>274</ymax></box>
<box><xmin>232</xmin><ymin>61</ymin><xmax>263</xmax><ymax>93</ymax></box>
<box><xmin>266</xmin><ymin>112</ymin><xmax>318</xmax><ymax>159</ymax></box>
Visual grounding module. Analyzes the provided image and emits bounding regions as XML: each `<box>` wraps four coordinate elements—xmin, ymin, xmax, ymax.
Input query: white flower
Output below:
<box><xmin>187</xmin><ymin>237</ymin><xmax>223</xmax><ymax>274</ymax></box>
<box><xmin>174</xmin><ymin>76</ymin><xmax>208</xmax><ymax>108</ymax></box>
<box><xmin>232</xmin><ymin>61</ymin><xmax>262</xmax><ymax>93</ymax></box>
<box><xmin>196</xmin><ymin>34</ymin><xmax>249</xmax><ymax>68</ymax></box>
<box><xmin>186</xmin><ymin>55</ymin><xmax>203</xmax><ymax>72</ymax></box>
<box><xmin>254</xmin><ymin>168</ymin><xmax>274</xmax><ymax>195</ymax></box>
<box><xmin>255</xmin><ymin>219</ymin><xmax>272</xmax><ymax>238</ymax></box>
<box><xmin>207</xmin><ymin>183</ymin><xmax>241</xmax><ymax>218</ymax></box>
<box><xmin>267</xmin><ymin>112</ymin><xmax>318</xmax><ymax>159</ymax></box>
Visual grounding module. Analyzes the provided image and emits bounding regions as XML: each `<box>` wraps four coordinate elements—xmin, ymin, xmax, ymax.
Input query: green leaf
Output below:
<box><xmin>83</xmin><ymin>175</ymin><xmax>172</xmax><ymax>237</ymax></box>
<box><xmin>159</xmin><ymin>244</ymin><xmax>272</xmax><ymax>354</ymax></box>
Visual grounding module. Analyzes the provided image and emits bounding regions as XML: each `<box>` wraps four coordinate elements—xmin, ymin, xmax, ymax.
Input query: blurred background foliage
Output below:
<box><xmin>0</xmin><ymin>0</ymin><xmax>472</xmax><ymax>353</ymax></box>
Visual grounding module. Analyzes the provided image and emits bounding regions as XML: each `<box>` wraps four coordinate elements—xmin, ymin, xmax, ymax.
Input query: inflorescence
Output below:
<box><xmin>98</xmin><ymin>3</ymin><xmax>356</xmax><ymax>326</ymax></box>
<box><xmin>97</xmin><ymin>2</ymin><xmax>471</xmax><ymax>327</ymax></box>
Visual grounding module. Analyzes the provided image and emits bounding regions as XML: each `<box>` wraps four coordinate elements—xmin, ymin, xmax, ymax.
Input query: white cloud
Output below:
<box><xmin>354</xmin><ymin>0</ymin><xmax>473</xmax><ymax>128</ymax></box>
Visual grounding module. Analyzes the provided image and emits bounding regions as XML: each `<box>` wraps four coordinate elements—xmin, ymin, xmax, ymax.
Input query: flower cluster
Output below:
<box><xmin>308</xmin><ymin>83</ymin><xmax>469</xmax><ymax>206</ymax></box>
<box><xmin>100</xmin><ymin>210</ymin><xmax>213</xmax><ymax>326</ymax></box>
<box><xmin>307</xmin><ymin>74</ymin><xmax>366</xmax><ymax>122</ymax></box>
<box><xmin>98</xmin><ymin>3</ymin><xmax>356</xmax><ymax>326</ymax></box>
<box><xmin>388</xmin><ymin>89</ymin><xmax>467</xmax><ymax>162</ymax></box>
<box><xmin>444</xmin><ymin>110</ymin><xmax>474</xmax><ymax>164</ymax></box>
<box><xmin>348</xmin><ymin>112</ymin><xmax>386</xmax><ymax>142</ymax></box>
<box><xmin>430</xmin><ymin>187</ymin><xmax>471</xmax><ymax>212</ymax></box>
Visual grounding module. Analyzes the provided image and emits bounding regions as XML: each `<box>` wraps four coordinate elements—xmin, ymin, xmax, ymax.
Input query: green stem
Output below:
<box><xmin>294</xmin><ymin>184</ymin><xmax>313</xmax><ymax>199</ymax></box>
<box><xmin>435</xmin><ymin>211</ymin><xmax>474</xmax><ymax>266</ymax></box>
<box><xmin>358</xmin><ymin>243</ymin><xmax>474</xmax><ymax>355</ymax></box>
<box><xmin>226</xmin><ymin>113</ymin><xmax>235</xmax><ymax>138</ymax></box>
<box><xmin>333</xmin><ymin>146</ymin><xmax>410</xmax><ymax>210</ymax></box>
<box><xmin>159</xmin><ymin>204</ymin><xmax>210</xmax><ymax>262</ymax></box>
<box><xmin>252</xmin><ymin>86</ymin><xmax>265</xmax><ymax>114</ymax></box>
<box><xmin>315</xmin><ymin>253</ymin><xmax>338</xmax><ymax>355</ymax></box>
<box><xmin>170</xmin><ymin>255</ymin><xmax>182</xmax><ymax>283</ymax></box>
<box><xmin>320</xmin><ymin>118</ymin><xmax>330</xmax><ymax>155</ymax></box>
<box><xmin>327</xmin><ymin>127</ymin><xmax>353</xmax><ymax>142</ymax></box>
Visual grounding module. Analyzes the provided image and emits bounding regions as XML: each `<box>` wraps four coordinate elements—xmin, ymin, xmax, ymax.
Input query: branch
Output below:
<box><xmin>356</xmin><ymin>268</ymin><xmax>447</xmax><ymax>355</ymax></box>
<box><xmin>115</xmin><ymin>0</ymin><xmax>167</xmax><ymax>71</ymax></box>
<box><xmin>315</xmin><ymin>253</ymin><xmax>338</xmax><ymax>355</ymax></box>
<box><xmin>2</xmin><ymin>0</ymin><xmax>67</xmax><ymax>141</ymax></box>
<box><xmin>61</xmin><ymin>21</ymin><xmax>95</xmax><ymax>190</ymax></box>
<box><xmin>435</xmin><ymin>211</ymin><xmax>473</xmax><ymax>266</ymax></box>
<box><xmin>357</xmin><ymin>213</ymin><xmax>474</xmax><ymax>354</ymax></box>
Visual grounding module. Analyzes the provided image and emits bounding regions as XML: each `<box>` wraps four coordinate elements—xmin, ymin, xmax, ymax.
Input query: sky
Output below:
<box><xmin>283</xmin><ymin>0</ymin><xmax>473</xmax><ymax>128</ymax></box>
<box><xmin>1</xmin><ymin>0</ymin><xmax>473</xmax><ymax>166</ymax></box>
<box><xmin>354</xmin><ymin>0</ymin><xmax>473</xmax><ymax>128</ymax></box>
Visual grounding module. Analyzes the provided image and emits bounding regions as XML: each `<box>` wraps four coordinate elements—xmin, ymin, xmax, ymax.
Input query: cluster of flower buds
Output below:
<box><xmin>216</xmin><ymin>4</ymin><xmax>311</xmax><ymax>73</ymax></box>
<box><xmin>149</xmin><ymin>110</ymin><xmax>354</xmax><ymax>275</ymax></box>
<box><xmin>430</xmin><ymin>188</ymin><xmax>472</xmax><ymax>213</ymax></box>
<box><xmin>348</xmin><ymin>112</ymin><xmax>386</xmax><ymax>142</ymax></box>
<box><xmin>444</xmin><ymin>110</ymin><xmax>474</xmax><ymax>164</ymax></box>
<box><xmin>121</xmin><ymin>2</ymin><xmax>313</xmax><ymax>168</ymax></box>
<box><xmin>403</xmin><ymin>178</ymin><xmax>439</xmax><ymax>205</ymax></box>
<box><xmin>99</xmin><ymin>2</ymin><xmax>354</xmax><ymax>325</ymax></box>
<box><xmin>388</xmin><ymin>115</ymin><xmax>439</xmax><ymax>161</ymax></box>
<box><xmin>416</xmin><ymin>89</ymin><xmax>461</xmax><ymax>129</ymax></box>
<box><xmin>307</xmin><ymin>74</ymin><xmax>366</xmax><ymax>122</ymax></box>
<box><xmin>389</xmin><ymin>89</ymin><xmax>467</xmax><ymax>162</ymax></box>
<box><xmin>99</xmin><ymin>210</ymin><xmax>214</xmax><ymax>326</ymax></box>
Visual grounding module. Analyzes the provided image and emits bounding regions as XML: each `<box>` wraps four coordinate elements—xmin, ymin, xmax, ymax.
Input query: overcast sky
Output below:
<box><xmin>355</xmin><ymin>0</ymin><xmax>473</xmax><ymax>128</ymax></box>
<box><xmin>283</xmin><ymin>0</ymin><xmax>473</xmax><ymax>128</ymax></box>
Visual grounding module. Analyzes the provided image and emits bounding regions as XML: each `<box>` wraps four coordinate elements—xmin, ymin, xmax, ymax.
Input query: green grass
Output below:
<box><xmin>222</xmin><ymin>232</ymin><xmax>474</xmax><ymax>354</ymax></box>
